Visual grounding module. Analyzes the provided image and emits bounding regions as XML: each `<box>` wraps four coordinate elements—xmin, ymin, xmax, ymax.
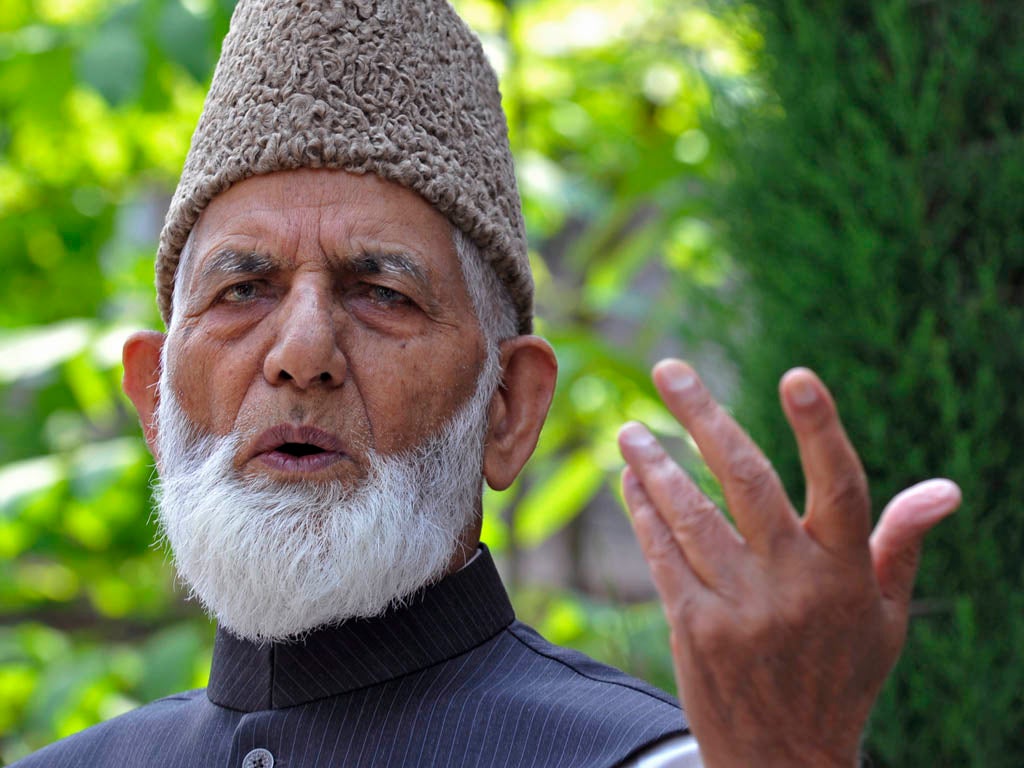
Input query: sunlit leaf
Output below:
<box><xmin>514</xmin><ymin>450</ymin><xmax>604</xmax><ymax>546</ymax></box>
<box><xmin>136</xmin><ymin>623</ymin><xmax>209</xmax><ymax>702</ymax></box>
<box><xmin>538</xmin><ymin>596</ymin><xmax>587</xmax><ymax>644</ymax></box>
<box><xmin>0</xmin><ymin>321</ymin><xmax>93</xmax><ymax>383</ymax></box>
<box><xmin>0</xmin><ymin>456</ymin><xmax>62</xmax><ymax>512</ymax></box>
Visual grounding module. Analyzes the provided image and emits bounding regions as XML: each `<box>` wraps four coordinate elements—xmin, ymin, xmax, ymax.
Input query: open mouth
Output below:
<box><xmin>276</xmin><ymin>442</ymin><xmax>328</xmax><ymax>458</ymax></box>
<box><xmin>248</xmin><ymin>426</ymin><xmax>349</xmax><ymax>474</ymax></box>
<box><xmin>259</xmin><ymin>441</ymin><xmax>344</xmax><ymax>472</ymax></box>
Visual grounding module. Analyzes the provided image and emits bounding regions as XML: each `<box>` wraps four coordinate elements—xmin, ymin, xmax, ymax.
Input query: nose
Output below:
<box><xmin>263</xmin><ymin>283</ymin><xmax>347</xmax><ymax>390</ymax></box>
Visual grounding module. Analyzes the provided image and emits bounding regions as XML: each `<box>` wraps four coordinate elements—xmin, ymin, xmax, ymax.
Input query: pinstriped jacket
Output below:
<box><xmin>11</xmin><ymin>547</ymin><xmax>688</xmax><ymax>767</ymax></box>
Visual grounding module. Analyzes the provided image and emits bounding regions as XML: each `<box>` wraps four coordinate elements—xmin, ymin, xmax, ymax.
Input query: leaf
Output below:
<box><xmin>514</xmin><ymin>450</ymin><xmax>604</xmax><ymax>547</ymax></box>
<box><xmin>0</xmin><ymin>320</ymin><xmax>92</xmax><ymax>383</ymax></box>
<box><xmin>136</xmin><ymin>623</ymin><xmax>208</xmax><ymax>703</ymax></box>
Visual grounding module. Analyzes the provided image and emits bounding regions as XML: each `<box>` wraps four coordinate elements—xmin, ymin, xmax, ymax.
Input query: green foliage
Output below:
<box><xmin>0</xmin><ymin>0</ymin><xmax>751</xmax><ymax>761</ymax></box>
<box><xmin>0</xmin><ymin>0</ymin><xmax>236</xmax><ymax>760</ymax></box>
<box><xmin>710</xmin><ymin>0</ymin><xmax>1024</xmax><ymax>763</ymax></box>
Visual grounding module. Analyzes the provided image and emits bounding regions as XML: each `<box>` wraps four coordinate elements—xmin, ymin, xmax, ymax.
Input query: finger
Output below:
<box><xmin>779</xmin><ymin>367</ymin><xmax>872</xmax><ymax>553</ymax></box>
<box><xmin>621</xmin><ymin>466</ymin><xmax>707</xmax><ymax>612</ymax></box>
<box><xmin>870</xmin><ymin>478</ymin><xmax>961</xmax><ymax>608</ymax></box>
<box><xmin>618</xmin><ymin>422</ymin><xmax>744</xmax><ymax>588</ymax></box>
<box><xmin>650</xmin><ymin>360</ymin><xmax>798</xmax><ymax>554</ymax></box>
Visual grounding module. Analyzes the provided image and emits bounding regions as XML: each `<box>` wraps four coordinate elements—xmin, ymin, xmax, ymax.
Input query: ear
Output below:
<box><xmin>483</xmin><ymin>335</ymin><xmax>558</xmax><ymax>491</ymax></box>
<box><xmin>122</xmin><ymin>330</ymin><xmax>166</xmax><ymax>457</ymax></box>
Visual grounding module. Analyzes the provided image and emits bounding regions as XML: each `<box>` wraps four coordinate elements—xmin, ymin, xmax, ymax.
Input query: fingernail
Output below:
<box><xmin>619</xmin><ymin>421</ymin><xmax>656</xmax><ymax>448</ymax></box>
<box><xmin>657</xmin><ymin>360</ymin><xmax>697</xmax><ymax>393</ymax></box>
<box><xmin>918</xmin><ymin>478</ymin><xmax>962</xmax><ymax>505</ymax></box>
<box><xmin>789</xmin><ymin>377</ymin><xmax>818</xmax><ymax>407</ymax></box>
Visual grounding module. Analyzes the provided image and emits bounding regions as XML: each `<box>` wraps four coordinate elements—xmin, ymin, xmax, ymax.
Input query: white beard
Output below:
<box><xmin>153</xmin><ymin>354</ymin><xmax>499</xmax><ymax>643</ymax></box>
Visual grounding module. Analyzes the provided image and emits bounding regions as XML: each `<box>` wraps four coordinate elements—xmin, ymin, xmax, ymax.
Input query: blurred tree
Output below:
<box><xmin>0</xmin><ymin>0</ymin><xmax>753</xmax><ymax>761</ymax></box>
<box><xmin>0</xmin><ymin>0</ymin><xmax>236</xmax><ymax>759</ymax></box>
<box><xmin>705</xmin><ymin>0</ymin><xmax>1024</xmax><ymax>764</ymax></box>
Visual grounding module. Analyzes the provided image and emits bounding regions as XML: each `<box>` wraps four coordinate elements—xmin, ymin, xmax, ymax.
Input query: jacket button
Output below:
<box><xmin>242</xmin><ymin>748</ymin><xmax>274</xmax><ymax>768</ymax></box>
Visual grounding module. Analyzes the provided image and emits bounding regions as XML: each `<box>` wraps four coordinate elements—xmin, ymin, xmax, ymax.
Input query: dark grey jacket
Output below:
<box><xmin>12</xmin><ymin>547</ymin><xmax>687</xmax><ymax>767</ymax></box>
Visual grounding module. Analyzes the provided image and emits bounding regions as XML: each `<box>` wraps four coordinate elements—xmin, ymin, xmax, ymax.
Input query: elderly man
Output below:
<box><xmin>12</xmin><ymin>0</ymin><xmax>961</xmax><ymax>766</ymax></box>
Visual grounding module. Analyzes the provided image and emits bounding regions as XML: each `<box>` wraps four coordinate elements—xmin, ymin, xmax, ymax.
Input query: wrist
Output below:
<box><xmin>698</xmin><ymin>738</ymin><xmax>860</xmax><ymax>768</ymax></box>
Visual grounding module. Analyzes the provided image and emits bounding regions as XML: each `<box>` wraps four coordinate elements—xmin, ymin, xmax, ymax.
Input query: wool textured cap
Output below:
<box><xmin>156</xmin><ymin>0</ymin><xmax>532</xmax><ymax>333</ymax></box>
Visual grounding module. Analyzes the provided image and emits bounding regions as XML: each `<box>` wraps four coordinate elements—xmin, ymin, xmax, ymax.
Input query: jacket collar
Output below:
<box><xmin>206</xmin><ymin>545</ymin><xmax>514</xmax><ymax>711</ymax></box>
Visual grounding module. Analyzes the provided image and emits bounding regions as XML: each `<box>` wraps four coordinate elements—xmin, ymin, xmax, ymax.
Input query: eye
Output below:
<box><xmin>367</xmin><ymin>284</ymin><xmax>410</xmax><ymax>307</ymax></box>
<box><xmin>220</xmin><ymin>281</ymin><xmax>262</xmax><ymax>304</ymax></box>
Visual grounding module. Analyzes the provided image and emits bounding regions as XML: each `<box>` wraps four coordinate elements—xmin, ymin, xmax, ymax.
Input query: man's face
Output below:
<box><xmin>132</xmin><ymin>169</ymin><xmax>505</xmax><ymax>640</ymax></box>
<box><xmin>164</xmin><ymin>168</ymin><xmax>487</xmax><ymax>485</ymax></box>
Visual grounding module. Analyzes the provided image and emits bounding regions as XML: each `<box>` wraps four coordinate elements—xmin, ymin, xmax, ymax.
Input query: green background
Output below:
<box><xmin>1</xmin><ymin>0</ymin><xmax>1020</xmax><ymax>764</ymax></box>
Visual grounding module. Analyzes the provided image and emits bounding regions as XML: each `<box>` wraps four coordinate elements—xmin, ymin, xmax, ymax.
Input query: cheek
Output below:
<box><xmin>362</xmin><ymin>343</ymin><xmax>482</xmax><ymax>450</ymax></box>
<box><xmin>165</xmin><ymin>331</ymin><xmax>261</xmax><ymax>433</ymax></box>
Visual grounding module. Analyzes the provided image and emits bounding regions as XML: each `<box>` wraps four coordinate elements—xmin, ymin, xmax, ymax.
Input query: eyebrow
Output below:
<box><xmin>351</xmin><ymin>252</ymin><xmax>430</xmax><ymax>289</ymax></box>
<box><xmin>198</xmin><ymin>249</ymin><xmax>278</xmax><ymax>282</ymax></box>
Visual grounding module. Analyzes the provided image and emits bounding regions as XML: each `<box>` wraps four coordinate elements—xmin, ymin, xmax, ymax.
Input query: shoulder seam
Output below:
<box><xmin>151</xmin><ymin>687</ymin><xmax>205</xmax><ymax>704</ymax></box>
<box><xmin>503</xmin><ymin>623</ymin><xmax>681</xmax><ymax>712</ymax></box>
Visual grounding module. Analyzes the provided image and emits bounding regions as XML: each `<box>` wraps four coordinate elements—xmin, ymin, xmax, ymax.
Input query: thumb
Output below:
<box><xmin>870</xmin><ymin>478</ymin><xmax>961</xmax><ymax>608</ymax></box>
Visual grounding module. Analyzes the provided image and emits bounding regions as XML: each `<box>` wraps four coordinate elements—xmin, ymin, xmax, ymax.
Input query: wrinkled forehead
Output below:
<box><xmin>173</xmin><ymin>169</ymin><xmax>461</xmax><ymax>298</ymax></box>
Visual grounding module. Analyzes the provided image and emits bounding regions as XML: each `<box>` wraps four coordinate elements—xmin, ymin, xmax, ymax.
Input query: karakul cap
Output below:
<box><xmin>156</xmin><ymin>0</ymin><xmax>532</xmax><ymax>333</ymax></box>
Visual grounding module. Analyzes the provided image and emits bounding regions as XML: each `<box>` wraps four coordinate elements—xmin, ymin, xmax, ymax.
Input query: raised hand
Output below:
<box><xmin>617</xmin><ymin>360</ymin><xmax>960</xmax><ymax>768</ymax></box>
